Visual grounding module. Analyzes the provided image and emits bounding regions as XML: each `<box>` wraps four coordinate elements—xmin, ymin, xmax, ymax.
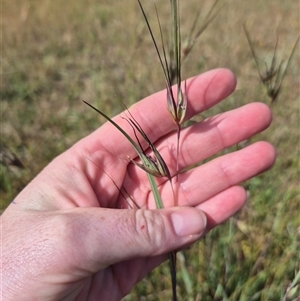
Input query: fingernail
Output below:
<box><xmin>171</xmin><ymin>208</ymin><xmax>207</xmax><ymax>237</ymax></box>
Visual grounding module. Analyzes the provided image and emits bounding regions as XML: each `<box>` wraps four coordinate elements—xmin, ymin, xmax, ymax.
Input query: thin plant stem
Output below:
<box><xmin>85</xmin><ymin>157</ymin><xmax>140</xmax><ymax>209</ymax></box>
<box><xmin>82</xmin><ymin>100</ymin><xmax>167</xmax><ymax>209</ymax></box>
<box><xmin>170</xmin><ymin>0</ymin><xmax>182</xmax><ymax>185</ymax></box>
<box><xmin>183</xmin><ymin>0</ymin><xmax>222</xmax><ymax>59</ymax></box>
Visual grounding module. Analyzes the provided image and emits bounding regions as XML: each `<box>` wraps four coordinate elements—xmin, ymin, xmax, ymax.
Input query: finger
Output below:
<box><xmin>58</xmin><ymin>207</ymin><xmax>207</xmax><ymax>272</ymax></box>
<box><xmin>126</xmin><ymin>102</ymin><xmax>272</xmax><ymax>184</ymax></box>
<box><xmin>148</xmin><ymin>141</ymin><xmax>275</xmax><ymax>208</ymax></box>
<box><xmin>172</xmin><ymin>102</ymin><xmax>272</xmax><ymax>172</ymax></box>
<box><xmin>196</xmin><ymin>185</ymin><xmax>247</xmax><ymax>230</ymax></box>
<box><xmin>80</xmin><ymin>69</ymin><xmax>236</xmax><ymax>159</ymax></box>
<box><xmin>176</xmin><ymin>141</ymin><xmax>275</xmax><ymax>207</ymax></box>
<box><xmin>100</xmin><ymin>186</ymin><xmax>248</xmax><ymax>298</ymax></box>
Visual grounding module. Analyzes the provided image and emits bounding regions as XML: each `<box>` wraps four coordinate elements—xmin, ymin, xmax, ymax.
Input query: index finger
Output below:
<box><xmin>80</xmin><ymin>68</ymin><xmax>236</xmax><ymax>158</ymax></box>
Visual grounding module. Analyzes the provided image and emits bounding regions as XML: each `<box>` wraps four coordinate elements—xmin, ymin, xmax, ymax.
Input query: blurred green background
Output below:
<box><xmin>1</xmin><ymin>0</ymin><xmax>299</xmax><ymax>300</ymax></box>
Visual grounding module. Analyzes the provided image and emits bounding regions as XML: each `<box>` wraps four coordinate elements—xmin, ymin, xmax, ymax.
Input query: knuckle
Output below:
<box><xmin>134</xmin><ymin>209</ymin><xmax>167</xmax><ymax>252</ymax></box>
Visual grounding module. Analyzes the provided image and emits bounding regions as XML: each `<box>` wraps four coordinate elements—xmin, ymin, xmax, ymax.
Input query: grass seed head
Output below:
<box><xmin>128</xmin><ymin>152</ymin><xmax>171</xmax><ymax>179</ymax></box>
<box><xmin>167</xmin><ymin>82</ymin><xmax>187</xmax><ymax>126</ymax></box>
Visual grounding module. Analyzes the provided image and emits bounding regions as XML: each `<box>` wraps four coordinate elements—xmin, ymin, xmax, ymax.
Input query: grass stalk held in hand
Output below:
<box><xmin>137</xmin><ymin>0</ymin><xmax>187</xmax><ymax>186</ymax></box>
<box><xmin>82</xmin><ymin>99</ymin><xmax>173</xmax><ymax>210</ymax></box>
<box><xmin>137</xmin><ymin>1</ymin><xmax>187</xmax><ymax>299</ymax></box>
<box><xmin>125</xmin><ymin>93</ymin><xmax>179</xmax><ymax>301</ymax></box>
<box><xmin>83</xmin><ymin>97</ymin><xmax>178</xmax><ymax>300</ymax></box>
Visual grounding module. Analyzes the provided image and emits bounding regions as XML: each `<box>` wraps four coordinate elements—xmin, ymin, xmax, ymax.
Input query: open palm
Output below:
<box><xmin>2</xmin><ymin>69</ymin><xmax>275</xmax><ymax>301</ymax></box>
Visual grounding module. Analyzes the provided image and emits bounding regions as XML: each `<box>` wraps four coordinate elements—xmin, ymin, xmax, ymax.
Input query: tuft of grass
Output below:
<box><xmin>243</xmin><ymin>25</ymin><xmax>299</xmax><ymax>103</ymax></box>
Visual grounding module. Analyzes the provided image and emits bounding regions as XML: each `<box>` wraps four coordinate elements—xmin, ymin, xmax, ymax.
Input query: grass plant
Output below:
<box><xmin>1</xmin><ymin>0</ymin><xmax>299</xmax><ymax>300</ymax></box>
<box><xmin>243</xmin><ymin>26</ymin><xmax>299</xmax><ymax>103</ymax></box>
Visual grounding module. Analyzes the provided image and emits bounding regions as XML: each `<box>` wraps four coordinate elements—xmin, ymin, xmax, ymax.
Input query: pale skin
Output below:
<box><xmin>1</xmin><ymin>69</ymin><xmax>275</xmax><ymax>301</ymax></box>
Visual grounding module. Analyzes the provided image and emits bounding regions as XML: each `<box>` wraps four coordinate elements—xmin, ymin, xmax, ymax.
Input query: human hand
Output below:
<box><xmin>1</xmin><ymin>69</ymin><xmax>275</xmax><ymax>300</ymax></box>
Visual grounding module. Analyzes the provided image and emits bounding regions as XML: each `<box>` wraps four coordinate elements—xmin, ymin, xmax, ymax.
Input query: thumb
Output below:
<box><xmin>68</xmin><ymin>207</ymin><xmax>207</xmax><ymax>270</ymax></box>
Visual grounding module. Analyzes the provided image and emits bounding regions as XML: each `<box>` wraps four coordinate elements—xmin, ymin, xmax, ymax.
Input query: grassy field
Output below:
<box><xmin>1</xmin><ymin>0</ymin><xmax>299</xmax><ymax>300</ymax></box>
